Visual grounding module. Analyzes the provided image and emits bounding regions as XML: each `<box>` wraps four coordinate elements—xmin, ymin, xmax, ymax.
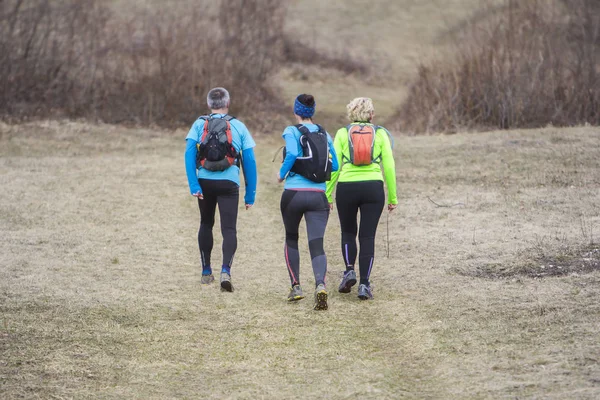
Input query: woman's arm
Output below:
<box><xmin>326</xmin><ymin>128</ymin><xmax>344</xmax><ymax>203</ymax></box>
<box><xmin>328</xmin><ymin>134</ymin><xmax>339</xmax><ymax>172</ymax></box>
<box><xmin>379</xmin><ymin>129</ymin><xmax>398</xmax><ymax>205</ymax></box>
<box><xmin>279</xmin><ymin>128</ymin><xmax>299</xmax><ymax>180</ymax></box>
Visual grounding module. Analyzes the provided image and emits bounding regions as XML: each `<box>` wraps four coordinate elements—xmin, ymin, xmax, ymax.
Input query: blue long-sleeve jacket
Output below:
<box><xmin>184</xmin><ymin>114</ymin><xmax>258</xmax><ymax>204</ymax></box>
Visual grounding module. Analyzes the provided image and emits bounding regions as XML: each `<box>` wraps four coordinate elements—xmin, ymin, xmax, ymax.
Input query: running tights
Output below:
<box><xmin>335</xmin><ymin>180</ymin><xmax>385</xmax><ymax>285</ymax></box>
<box><xmin>281</xmin><ymin>190</ymin><xmax>330</xmax><ymax>287</ymax></box>
<box><xmin>197</xmin><ymin>179</ymin><xmax>239</xmax><ymax>269</ymax></box>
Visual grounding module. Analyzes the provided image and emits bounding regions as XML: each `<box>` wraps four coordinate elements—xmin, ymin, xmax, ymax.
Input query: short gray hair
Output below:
<box><xmin>207</xmin><ymin>87</ymin><xmax>230</xmax><ymax>110</ymax></box>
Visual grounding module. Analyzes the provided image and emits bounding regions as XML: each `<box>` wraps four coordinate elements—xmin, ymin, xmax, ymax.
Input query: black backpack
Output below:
<box><xmin>285</xmin><ymin>124</ymin><xmax>332</xmax><ymax>183</ymax></box>
<box><xmin>196</xmin><ymin>115</ymin><xmax>239</xmax><ymax>171</ymax></box>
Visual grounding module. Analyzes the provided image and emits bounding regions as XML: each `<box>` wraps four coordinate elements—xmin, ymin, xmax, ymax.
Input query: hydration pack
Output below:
<box><xmin>285</xmin><ymin>124</ymin><xmax>332</xmax><ymax>183</ymax></box>
<box><xmin>196</xmin><ymin>115</ymin><xmax>239</xmax><ymax>171</ymax></box>
<box><xmin>346</xmin><ymin>123</ymin><xmax>379</xmax><ymax>166</ymax></box>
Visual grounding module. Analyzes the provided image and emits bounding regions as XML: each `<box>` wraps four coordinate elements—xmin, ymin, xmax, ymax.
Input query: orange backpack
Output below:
<box><xmin>346</xmin><ymin>123</ymin><xmax>378</xmax><ymax>166</ymax></box>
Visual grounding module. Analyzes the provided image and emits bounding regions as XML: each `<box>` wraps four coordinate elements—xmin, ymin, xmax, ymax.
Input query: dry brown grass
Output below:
<box><xmin>1</xmin><ymin>121</ymin><xmax>600</xmax><ymax>398</ymax></box>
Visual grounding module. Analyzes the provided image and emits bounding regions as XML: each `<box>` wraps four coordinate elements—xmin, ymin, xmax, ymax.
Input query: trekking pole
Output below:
<box><xmin>386</xmin><ymin>210</ymin><xmax>390</xmax><ymax>258</ymax></box>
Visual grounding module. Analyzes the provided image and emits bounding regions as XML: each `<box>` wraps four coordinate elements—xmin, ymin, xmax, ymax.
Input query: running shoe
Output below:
<box><xmin>314</xmin><ymin>283</ymin><xmax>328</xmax><ymax>310</ymax></box>
<box><xmin>338</xmin><ymin>270</ymin><xmax>357</xmax><ymax>293</ymax></box>
<box><xmin>220</xmin><ymin>272</ymin><xmax>234</xmax><ymax>292</ymax></box>
<box><xmin>287</xmin><ymin>285</ymin><xmax>305</xmax><ymax>302</ymax></box>
<box><xmin>201</xmin><ymin>273</ymin><xmax>214</xmax><ymax>285</ymax></box>
<box><xmin>357</xmin><ymin>283</ymin><xmax>373</xmax><ymax>300</ymax></box>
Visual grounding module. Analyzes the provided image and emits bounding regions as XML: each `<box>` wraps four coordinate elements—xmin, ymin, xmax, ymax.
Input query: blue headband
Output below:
<box><xmin>294</xmin><ymin>97</ymin><xmax>315</xmax><ymax>118</ymax></box>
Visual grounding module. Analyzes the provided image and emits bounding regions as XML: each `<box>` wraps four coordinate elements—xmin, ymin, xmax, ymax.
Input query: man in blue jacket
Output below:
<box><xmin>184</xmin><ymin>87</ymin><xmax>258</xmax><ymax>292</ymax></box>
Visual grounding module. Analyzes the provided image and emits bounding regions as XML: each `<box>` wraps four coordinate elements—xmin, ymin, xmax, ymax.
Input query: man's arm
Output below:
<box><xmin>241</xmin><ymin>148</ymin><xmax>257</xmax><ymax>205</ymax></box>
<box><xmin>185</xmin><ymin>139</ymin><xmax>202</xmax><ymax>196</ymax></box>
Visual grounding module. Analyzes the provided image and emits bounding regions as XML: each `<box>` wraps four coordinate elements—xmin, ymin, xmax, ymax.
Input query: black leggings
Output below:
<box><xmin>335</xmin><ymin>180</ymin><xmax>385</xmax><ymax>285</ymax></box>
<box><xmin>197</xmin><ymin>179</ymin><xmax>239</xmax><ymax>269</ymax></box>
<box><xmin>281</xmin><ymin>190</ymin><xmax>330</xmax><ymax>287</ymax></box>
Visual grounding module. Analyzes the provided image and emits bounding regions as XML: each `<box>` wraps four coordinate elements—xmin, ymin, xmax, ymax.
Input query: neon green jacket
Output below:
<box><xmin>326</xmin><ymin>123</ymin><xmax>398</xmax><ymax>204</ymax></box>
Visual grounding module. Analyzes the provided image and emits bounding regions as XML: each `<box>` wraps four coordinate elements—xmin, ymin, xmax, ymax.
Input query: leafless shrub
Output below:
<box><xmin>392</xmin><ymin>0</ymin><xmax>600</xmax><ymax>134</ymax></box>
<box><xmin>0</xmin><ymin>0</ymin><xmax>287</xmax><ymax>127</ymax></box>
<box><xmin>0</xmin><ymin>0</ymin><xmax>110</xmax><ymax>118</ymax></box>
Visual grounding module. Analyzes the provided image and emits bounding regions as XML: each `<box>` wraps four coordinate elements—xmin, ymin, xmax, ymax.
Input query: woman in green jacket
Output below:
<box><xmin>326</xmin><ymin>97</ymin><xmax>398</xmax><ymax>300</ymax></box>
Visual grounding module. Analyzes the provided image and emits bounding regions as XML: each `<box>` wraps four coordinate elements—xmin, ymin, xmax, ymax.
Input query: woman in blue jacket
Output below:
<box><xmin>277</xmin><ymin>94</ymin><xmax>338</xmax><ymax>310</ymax></box>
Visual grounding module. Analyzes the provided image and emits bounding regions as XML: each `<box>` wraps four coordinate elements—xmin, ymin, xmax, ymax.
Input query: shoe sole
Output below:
<box><xmin>338</xmin><ymin>277</ymin><xmax>357</xmax><ymax>293</ymax></box>
<box><xmin>220</xmin><ymin>280</ymin><xmax>234</xmax><ymax>292</ymax></box>
<box><xmin>314</xmin><ymin>291</ymin><xmax>328</xmax><ymax>310</ymax></box>
<box><xmin>288</xmin><ymin>295</ymin><xmax>305</xmax><ymax>302</ymax></box>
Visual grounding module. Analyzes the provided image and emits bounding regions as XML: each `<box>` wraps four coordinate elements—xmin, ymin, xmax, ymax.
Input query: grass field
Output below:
<box><xmin>1</xmin><ymin>120</ymin><xmax>599</xmax><ymax>398</ymax></box>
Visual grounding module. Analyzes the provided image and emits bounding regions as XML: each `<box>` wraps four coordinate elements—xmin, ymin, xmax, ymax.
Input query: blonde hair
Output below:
<box><xmin>346</xmin><ymin>97</ymin><xmax>374</xmax><ymax>123</ymax></box>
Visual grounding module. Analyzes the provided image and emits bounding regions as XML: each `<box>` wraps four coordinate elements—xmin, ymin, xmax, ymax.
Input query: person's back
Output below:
<box><xmin>277</xmin><ymin>94</ymin><xmax>338</xmax><ymax>310</ymax></box>
<box><xmin>326</xmin><ymin>97</ymin><xmax>397</xmax><ymax>300</ymax></box>
<box><xmin>330</xmin><ymin>122</ymin><xmax>396</xmax><ymax>186</ymax></box>
<box><xmin>184</xmin><ymin>87</ymin><xmax>258</xmax><ymax>291</ymax></box>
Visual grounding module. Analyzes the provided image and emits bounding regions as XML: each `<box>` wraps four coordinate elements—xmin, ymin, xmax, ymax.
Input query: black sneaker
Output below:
<box><xmin>338</xmin><ymin>270</ymin><xmax>357</xmax><ymax>293</ymax></box>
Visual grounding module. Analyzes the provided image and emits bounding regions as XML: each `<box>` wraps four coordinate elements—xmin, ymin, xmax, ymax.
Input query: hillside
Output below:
<box><xmin>108</xmin><ymin>0</ymin><xmax>489</xmax><ymax>127</ymax></box>
<box><xmin>281</xmin><ymin>0</ymin><xmax>488</xmax><ymax>126</ymax></box>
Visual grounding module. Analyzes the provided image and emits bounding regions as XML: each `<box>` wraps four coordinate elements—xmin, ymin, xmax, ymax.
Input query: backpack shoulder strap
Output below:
<box><xmin>377</xmin><ymin>126</ymin><xmax>394</xmax><ymax>149</ymax></box>
<box><xmin>371</xmin><ymin>125</ymin><xmax>394</xmax><ymax>163</ymax></box>
<box><xmin>199</xmin><ymin>116</ymin><xmax>211</xmax><ymax>142</ymax></box>
<box><xmin>345</xmin><ymin>124</ymin><xmax>355</xmax><ymax>164</ymax></box>
<box><xmin>369</xmin><ymin>124</ymin><xmax>378</xmax><ymax>163</ymax></box>
<box><xmin>218</xmin><ymin>115</ymin><xmax>235</xmax><ymax>148</ymax></box>
<box><xmin>295</xmin><ymin>124</ymin><xmax>310</xmax><ymax>136</ymax></box>
<box><xmin>315</xmin><ymin>124</ymin><xmax>326</xmax><ymax>134</ymax></box>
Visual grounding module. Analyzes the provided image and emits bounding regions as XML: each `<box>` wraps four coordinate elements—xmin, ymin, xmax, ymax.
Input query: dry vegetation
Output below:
<box><xmin>393</xmin><ymin>0</ymin><xmax>600</xmax><ymax>133</ymax></box>
<box><xmin>0</xmin><ymin>0</ymin><xmax>286</xmax><ymax>127</ymax></box>
<box><xmin>1</xmin><ymin>121</ymin><xmax>599</xmax><ymax>398</ymax></box>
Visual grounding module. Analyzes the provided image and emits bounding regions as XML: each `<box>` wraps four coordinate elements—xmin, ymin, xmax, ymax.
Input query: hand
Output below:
<box><xmin>388</xmin><ymin>204</ymin><xmax>397</xmax><ymax>212</ymax></box>
<box><xmin>276</xmin><ymin>172</ymin><xmax>284</xmax><ymax>183</ymax></box>
<box><xmin>193</xmin><ymin>192</ymin><xmax>204</xmax><ymax>199</ymax></box>
<box><xmin>245</xmin><ymin>204</ymin><xmax>253</xmax><ymax>210</ymax></box>
<box><xmin>329</xmin><ymin>202</ymin><xmax>334</xmax><ymax>210</ymax></box>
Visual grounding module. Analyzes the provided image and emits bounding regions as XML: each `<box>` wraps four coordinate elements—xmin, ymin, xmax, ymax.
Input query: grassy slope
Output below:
<box><xmin>279</xmin><ymin>0</ymin><xmax>488</xmax><ymax>128</ymax></box>
<box><xmin>1</xmin><ymin>121</ymin><xmax>599</xmax><ymax>398</ymax></box>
